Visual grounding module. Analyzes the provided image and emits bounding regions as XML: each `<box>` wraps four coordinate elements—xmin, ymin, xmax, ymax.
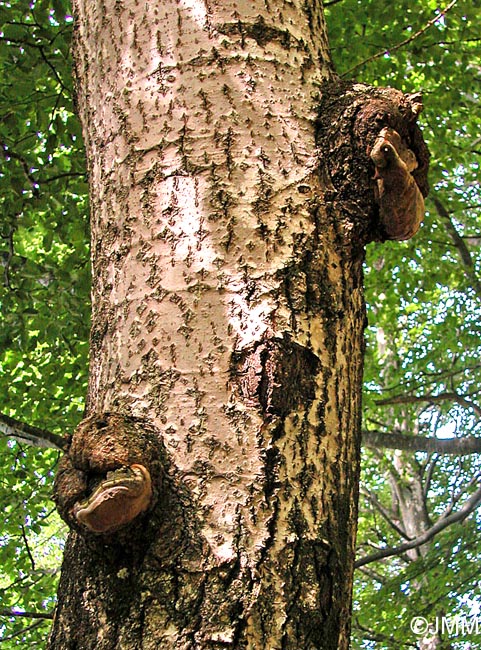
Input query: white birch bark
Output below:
<box><xmin>49</xmin><ymin>1</ymin><xmax>384</xmax><ymax>648</ymax></box>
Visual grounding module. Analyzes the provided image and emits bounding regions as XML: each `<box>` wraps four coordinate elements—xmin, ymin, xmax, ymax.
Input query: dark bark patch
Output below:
<box><xmin>217</xmin><ymin>16</ymin><xmax>293</xmax><ymax>49</ymax></box>
<box><xmin>230</xmin><ymin>335</ymin><xmax>321</xmax><ymax>418</ymax></box>
<box><xmin>262</xmin><ymin>445</ymin><xmax>282</xmax><ymax>500</ymax></box>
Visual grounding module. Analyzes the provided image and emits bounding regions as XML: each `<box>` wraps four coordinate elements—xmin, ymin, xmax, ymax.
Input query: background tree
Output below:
<box><xmin>324</xmin><ymin>3</ymin><xmax>481</xmax><ymax>647</ymax></box>
<box><xmin>0</xmin><ymin>0</ymin><xmax>479</xmax><ymax>648</ymax></box>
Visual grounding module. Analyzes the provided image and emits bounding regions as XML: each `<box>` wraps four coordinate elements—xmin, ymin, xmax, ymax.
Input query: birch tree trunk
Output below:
<box><xmin>49</xmin><ymin>1</ymin><xmax>428</xmax><ymax>648</ymax></box>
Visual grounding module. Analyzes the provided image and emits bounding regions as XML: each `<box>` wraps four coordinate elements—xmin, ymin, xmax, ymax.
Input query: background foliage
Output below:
<box><xmin>325</xmin><ymin>0</ymin><xmax>481</xmax><ymax>647</ymax></box>
<box><xmin>0</xmin><ymin>0</ymin><xmax>479</xmax><ymax>647</ymax></box>
<box><xmin>0</xmin><ymin>0</ymin><xmax>88</xmax><ymax>644</ymax></box>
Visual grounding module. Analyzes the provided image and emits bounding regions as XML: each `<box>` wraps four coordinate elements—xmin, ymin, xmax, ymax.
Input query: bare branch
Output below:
<box><xmin>40</xmin><ymin>171</ymin><xmax>86</xmax><ymax>184</ymax></box>
<box><xmin>360</xmin><ymin>487</ymin><xmax>409</xmax><ymax>539</ymax></box>
<box><xmin>433</xmin><ymin>196</ymin><xmax>481</xmax><ymax>298</ymax></box>
<box><xmin>353</xmin><ymin>618</ymin><xmax>401</xmax><ymax>646</ymax></box>
<box><xmin>0</xmin><ymin>619</ymin><xmax>47</xmax><ymax>643</ymax></box>
<box><xmin>355</xmin><ymin>484</ymin><xmax>481</xmax><ymax>568</ymax></box>
<box><xmin>355</xmin><ymin>565</ymin><xmax>386</xmax><ymax>584</ymax></box>
<box><xmin>20</xmin><ymin>525</ymin><xmax>36</xmax><ymax>572</ymax></box>
<box><xmin>1</xmin><ymin>142</ymin><xmax>39</xmax><ymax>196</ymax></box>
<box><xmin>423</xmin><ymin>455</ymin><xmax>439</xmax><ymax>498</ymax></box>
<box><xmin>343</xmin><ymin>0</ymin><xmax>459</xmax><ymax>77</ymax></box>
<box><xmin>447</xmin><ymin>471</ymin><xmax>481</xmax><ymax>515</ymax></box>
<box><xmin>0</xmin><ymin>412</ymin><xmax>68</xmax><ymax>451</ymax></box>
<box><xmin>375</xmin><ymin>392</ymin><xmax>481</xmax><ymax>419</ymax></box>
<box><xmin>0</xmin><ymin>609</ymin><xmax>53</xmax><ymax>620</ymax></box>
<box><xmin>363</xmin><ymin>429</ymin><xmax>481</xmax><ymax>455</ymax></box>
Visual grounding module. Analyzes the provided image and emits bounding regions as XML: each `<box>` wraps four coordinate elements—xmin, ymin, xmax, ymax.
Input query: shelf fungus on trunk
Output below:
<box><xmin>316</xmin><ymin>83</ymin><xmax>429</xmax><ymax>245</ymax></box>
<box><xmin>73</xmin><ymin>464</ymin><xmax>152</xmax><ymax>533</ymax></box>
<box><xmin>370</xmin><ymin>126</ymin><xmax>425</xmax><ymax>241</ymax></box>
<box><xmin>53</xmin><ymin>413</ymin><xmax>164</xmax><ymax>537</ymax></box>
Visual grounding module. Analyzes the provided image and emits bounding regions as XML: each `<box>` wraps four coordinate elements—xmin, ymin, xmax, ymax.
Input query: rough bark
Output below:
<box><xmin>49</xmin><ymin>1</ymin><xmax>428</xmax><ymax>649</ymax></box>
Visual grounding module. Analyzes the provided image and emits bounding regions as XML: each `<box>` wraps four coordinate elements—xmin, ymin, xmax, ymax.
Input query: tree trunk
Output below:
<box><xmin>49</xmin><ymin>1</ymin><xmax>428</xmax><ymax>648</ymax></box>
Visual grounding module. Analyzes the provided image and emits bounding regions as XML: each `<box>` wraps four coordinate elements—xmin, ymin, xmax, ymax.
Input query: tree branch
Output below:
<box><xmin>355</xmin><ymin>484</ymin><xmax>481</xmax><ymax>568</ymax></box>
<box><xmin>0</xmin><ymin>619</ymin><xmax>48</xmax><ymax>643</ymax></box>
<box><xmin>343</xmin><ymin>0</ymin><xmax>459</xmax><ymax>76</ymax></box>
<box><xmin>432</xmin><ymin>196</ymin><xmax>481</xmax><ymax>297</ymax></box>
<box><xmin>0</xmin><ymin>609</ymin><xmax>53</xmax><ymax>620</ymax></box>
<box><xmin>360</xmin><ymin>487</ymin><xmax>409</xmax><ymax>539</ymax></box>
<box><xmin>362</xmin><ymin>429</ymin><xmax>481</xmax><ymax>455</ymax></box>
<box><xmin>375</xmin><ymin>391</ymin><xmax>481</xmax><ymax>419</ymax></box>
<box><xmin>1</xmin><ymin>142</ymin><xmax>39</xmax><ymax>197</ymax></box>
<box><xmin>20</xmin><ymin>524</ymin><xmax>36</xmax><ymax>572</ymax></box>
<box><xmin>4</xmin><ymin>413</ymin><xmax>479</xmax><ymax>456</ymax></box>
<box><xmin>40</xmin><ymin>171</ymin><xmax>86</xmax><ymax>184</ymax></box>
<box><xmin>0</xmin><ymin>413</ymin><xmax>68</xmax><ymax>451</ymax></box>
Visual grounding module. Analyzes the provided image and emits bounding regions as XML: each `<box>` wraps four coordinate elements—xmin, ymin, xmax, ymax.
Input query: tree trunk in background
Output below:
<box><xmin>369</xmin><ymin>331</ymin><xmax>442</xmax><ymax>650</ymax></box>
<box><xmin>48</xmin><ymin>1</ymin><xmax>428</xmax><ymax>648</ymax></box>
<box><xmin>392</xmin><ymin>450</ymin><xmax>444</xmax><ymax>650</ymax></box>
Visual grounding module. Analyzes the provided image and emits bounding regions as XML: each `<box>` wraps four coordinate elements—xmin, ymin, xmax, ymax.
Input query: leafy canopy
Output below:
<box><xmin>0</xmin><ymin>0</ymin><xmax>88</xmax><ymax>644</ymax></box>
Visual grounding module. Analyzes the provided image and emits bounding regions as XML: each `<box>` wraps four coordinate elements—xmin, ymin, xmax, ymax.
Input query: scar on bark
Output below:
<box><xmin>230</xmin><ymin>335</ymin><xmax>321</xmax><ymax>418</ymax></box>
<box><xmin>53</xmin><ymin>413</ymin><xmax>163</xmax><ymax>535</ymax></box>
